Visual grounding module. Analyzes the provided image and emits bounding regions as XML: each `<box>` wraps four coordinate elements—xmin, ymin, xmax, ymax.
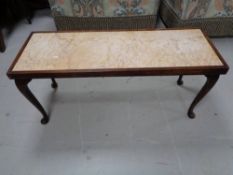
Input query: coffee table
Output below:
<box><xmin>7</xmin><ymin>29</ymin><xmax>229</xmax><ymax>124</ymax></box>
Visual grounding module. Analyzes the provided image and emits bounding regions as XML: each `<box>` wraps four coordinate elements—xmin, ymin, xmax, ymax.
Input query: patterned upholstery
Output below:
<box><xmin>166</xmin><ymin>0</ymin><xmax>233</xmax><ymax>19</ymax></box>
<box><xmin>49</xmin><ymin>0</ymin><xmax>160</xmax><ymax>17</ymax></box>
<box><xmin>48</xmin><ymin>0</ymin><xmax>161</xmax><ymax>30</ymax></box>
<box><xmin>160</xmin><ymin>0</ymin><xmax>233</xmax><ymax>36</ymax></box>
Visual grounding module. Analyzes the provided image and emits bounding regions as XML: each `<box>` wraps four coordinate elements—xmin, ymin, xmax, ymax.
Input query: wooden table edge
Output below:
<box><xmin>7</xmin><ymin>66</ymin><xmax>228</xmax><ymax>79</ymax></box>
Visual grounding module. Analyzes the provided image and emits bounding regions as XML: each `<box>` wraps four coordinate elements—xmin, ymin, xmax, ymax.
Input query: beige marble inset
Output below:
<box><xmin>13</xmin><ymin>29</ymin><xmax>223</xmax><ymax>71</ymax></box>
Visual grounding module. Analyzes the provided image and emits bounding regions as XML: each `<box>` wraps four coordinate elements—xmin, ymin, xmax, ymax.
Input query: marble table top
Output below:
<box><xmin>12</xmin><ymin>29</ymin><xmax>223</xmax><ymax>72</ymax></box>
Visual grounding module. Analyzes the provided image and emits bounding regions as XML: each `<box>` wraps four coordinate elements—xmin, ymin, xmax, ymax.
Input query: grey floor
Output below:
<box><xmin>0</xmin><ymin>10</ymin><xmax>233</xmax><ymax>175</ymax></box>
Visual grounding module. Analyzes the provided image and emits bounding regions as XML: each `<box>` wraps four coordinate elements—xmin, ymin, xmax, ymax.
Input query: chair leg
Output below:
<box><xmin>0</xmin><ymin>30</ymin><xmax>6</xmax><ymax>52</ymax></box>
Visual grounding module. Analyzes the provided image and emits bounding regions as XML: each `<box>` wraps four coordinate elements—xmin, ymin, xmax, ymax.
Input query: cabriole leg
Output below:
<box><xmin>15</xmin><ymin>79</ymin><xmax>49</xmax><ymax>124</ymax></box>
<box><xmin>188</xmin><ymin>75</ymin><xmax>219</xmax><ymax>119</ymax></box>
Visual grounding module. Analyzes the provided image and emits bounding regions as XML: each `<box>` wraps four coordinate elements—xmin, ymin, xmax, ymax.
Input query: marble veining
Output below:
<box><xmin>12</xmin><ymin>29</ymin><xmax>223</xmax><ymax>71</ymax></box>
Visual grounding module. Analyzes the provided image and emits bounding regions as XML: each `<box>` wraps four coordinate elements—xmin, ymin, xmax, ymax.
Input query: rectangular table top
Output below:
<box><xmin>8</xmin><ymin>29</ymin><xmax>228</xmax><ymax>79</ymax></box>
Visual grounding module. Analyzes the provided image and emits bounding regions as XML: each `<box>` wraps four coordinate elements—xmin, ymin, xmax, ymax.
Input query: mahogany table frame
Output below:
<box><xmin>7</xmin><ymin>29</ymin><xmax>229</xmax><ymax>124</ymax></box>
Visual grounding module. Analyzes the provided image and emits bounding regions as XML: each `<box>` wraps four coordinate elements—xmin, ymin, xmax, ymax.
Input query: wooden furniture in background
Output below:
<box><xmin>0</xmin><ymin>0</ymin><xmax>49</xmax><ymax>52</ymax></box>
<box><xmin>0</xmin><ymin>30</ymin><xmax>6</xmax><ymax>52</ymax></box>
